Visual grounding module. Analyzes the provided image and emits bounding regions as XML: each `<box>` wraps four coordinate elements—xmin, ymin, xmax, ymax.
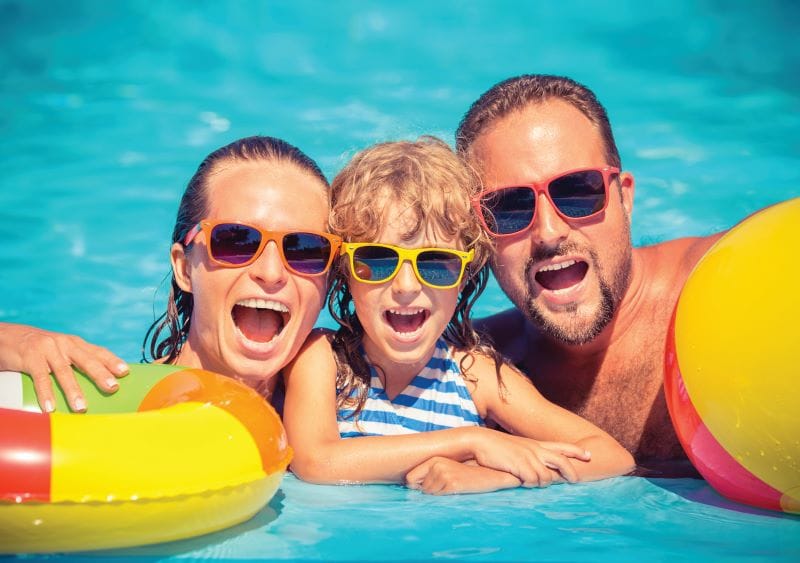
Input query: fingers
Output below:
<box><xmin>18</xmin><ymin>332</ymin><xmax>78</xmax><ymax>412</ymax></box>
<box><xmin>50</xmin><ymin>356</ymin><xmax>87</xmax><ymax>412</ymax></box>
<box><xmin>405</xmin><ymin>462</ymin><xmax>428</xmax><ymax>488</ymax></box>
<box><xmin>405</xmin><ymin>458</ymin><xmax>454</xmax><ymax>495</ymax></box>
<box><xmin>405</xmin><ymin>456</ymin><xmax>442</xmax><ymax>489</ymax></box>
<box><xmin>408</xmin><ymin>458</ymin><xmax>525</xmax><ymax>496</ymax></box>
<box><xmin>18</xmin><ymin>331</ymin><xmax>127</xmax><ymax>412</ymax></box>
<box><xmin>62</xmin><ymin>337</ymin><xmax>128</xmax><ymax>393</ymax></box>
<box><xmin>27</xmin><ymin>361</ymin><xmax>56</xmax><ymax>413</ymax></box>
<box><xmin>542</xmin><ymin>452</ymin><xmax>579</xmax><ymax>483</ymax></box>
<box><xmin>517</xmin><ymin>456</ymin><xmax>555</xmax><ymax>488</ymax></box>
<box><xmin>475</xmin><ymin>435</ymin><xmax>583</xmax><ymax>488</ymax></box>
<box><xmin>538</xmin><ymin>441</ymin><xmax>592</xmax><ymax>462</ymax></box>
<box><xmin>477</xmin><ymin>434</ymin><xmax>558</xmax><ymax>488</ymax></box>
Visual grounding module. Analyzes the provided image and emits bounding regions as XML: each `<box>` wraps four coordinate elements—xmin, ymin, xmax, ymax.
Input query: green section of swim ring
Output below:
<box><xmin>20</xmin><ymin>363</ymin><xmax>185</xmax><ymax>413</ymax></box>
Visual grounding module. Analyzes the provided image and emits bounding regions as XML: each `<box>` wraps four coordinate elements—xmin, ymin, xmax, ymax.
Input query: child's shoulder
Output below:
<box><xmin>307</xmin><ymin>327</ymin><xmax>336</xmax><ymax>343</ymax></box>
<box><xmin>450</xmin><ymin>346</ymin><xmax>520</xmax><ymax>381</ymax></box>
<box><xmin>289</xmin><ymin>328</ymin><xmax>336</xmax><ymax>369</ymax></box>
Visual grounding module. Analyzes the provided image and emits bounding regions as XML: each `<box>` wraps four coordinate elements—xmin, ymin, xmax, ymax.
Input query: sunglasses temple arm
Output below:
<box><xmin>183</xmin><ymin>223</ymin><xmax>202</xmax><ymax>246</ymax></box>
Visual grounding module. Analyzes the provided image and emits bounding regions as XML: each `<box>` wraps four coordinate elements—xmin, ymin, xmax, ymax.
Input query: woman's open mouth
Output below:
<box><xmin>232</xmin><ymin>298</ymin><xmax>290</xmax><ymax>343</ymax></box>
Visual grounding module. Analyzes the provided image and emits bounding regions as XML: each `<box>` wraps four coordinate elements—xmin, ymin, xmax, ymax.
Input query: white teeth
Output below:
<box><xmin>538</xmin><ymin>259</ymin><xmax>577</xmax><ymax>273</ymax></box>
<box><xmin>236</xmin><ymin>298</ymin><xmax>289</xmax><ymax>313</ymax></box>
<box><xmin>388</xmin><ymin>308</ymin><xmax>426</xmax><ymax>316</ymax></box>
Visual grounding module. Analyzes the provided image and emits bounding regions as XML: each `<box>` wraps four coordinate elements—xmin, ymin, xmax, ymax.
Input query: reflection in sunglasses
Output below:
<box><xmin>184</xmin><ymin>220</ymin><xmax>341</xmax><ymax>276</ymax></box>
<box><xmin>342</xmin><ymin>243</ymin><xmax>474</xmax><ymax>289</ymax></box>
<box><xmin>474</xmin><ymin>166</ymin><xmax>618</xmax><ymax>237</ymax></box>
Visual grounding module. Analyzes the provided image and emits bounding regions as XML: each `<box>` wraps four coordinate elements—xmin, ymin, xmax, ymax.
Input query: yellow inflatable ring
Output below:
<box><xmin>0</xmin><ymin>364</ymin><xmax>292</xmax><ymax>553</ymax></box>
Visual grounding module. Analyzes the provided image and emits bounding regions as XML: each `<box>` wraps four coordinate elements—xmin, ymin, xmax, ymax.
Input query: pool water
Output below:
<box><xmin>1</xmin><ymin>0</ymin><xmax>799</xmax><ymax>560</ymax></box>
<box><xmin>78</xmin><ymin>475</ymin><xmax>800</xmax><ymax>561</ymax></box>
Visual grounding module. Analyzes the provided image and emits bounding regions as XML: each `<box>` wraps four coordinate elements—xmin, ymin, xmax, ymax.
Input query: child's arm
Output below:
<box><xmin>283</xmin><ymin>331</ymin><xmax>589</xmax><ymax>485</ymax></box>
<box><xmin>466</xmin><ymin>353</ymin><xmax>635</xmax><ymax>482</ymax></box>
<box><xmin>406</xmin><ymin>457</ymin><xmax>522</xmax><ymax>495</ymax></box>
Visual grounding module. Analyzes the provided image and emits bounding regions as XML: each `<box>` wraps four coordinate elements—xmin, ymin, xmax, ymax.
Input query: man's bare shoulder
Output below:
<box><xmin>637</xmin><ymin>232</ymin><xmax>723</xmax><ymax>265</ymax></box>
<box><xmin>634</xmin><ymin>232</ymin><xmax>724</xmax><ymax>290</ymax></box>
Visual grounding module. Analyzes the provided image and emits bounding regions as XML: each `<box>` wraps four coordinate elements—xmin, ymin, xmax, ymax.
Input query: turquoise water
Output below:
<box><xmin>2</xmin><ymin>0</ymin><xmax>799</xmax><ymax>560</ymax></box>
<box><xmin>71</xmin><ymin>476</ymin><xmax>800</xmax><ymax>561</ymax></box>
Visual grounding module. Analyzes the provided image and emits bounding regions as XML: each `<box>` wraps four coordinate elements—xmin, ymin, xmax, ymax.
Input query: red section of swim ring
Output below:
<box><xmin>0</xmin><ymin>408</ymin><xmax>52</xmax><ymax>502</ymax></box>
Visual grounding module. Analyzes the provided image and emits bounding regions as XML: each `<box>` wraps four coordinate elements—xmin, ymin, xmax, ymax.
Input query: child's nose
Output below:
<box><xmin>391</xmin><ymin>260</ymin><xmax>422</xmax><ymax>294</ymax></box>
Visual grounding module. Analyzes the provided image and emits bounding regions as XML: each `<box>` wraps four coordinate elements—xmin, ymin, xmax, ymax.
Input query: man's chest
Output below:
<box><xmin>525</xmin><ymin>309</ymin><xmax>681</xmax><ymax>458</ymax></box>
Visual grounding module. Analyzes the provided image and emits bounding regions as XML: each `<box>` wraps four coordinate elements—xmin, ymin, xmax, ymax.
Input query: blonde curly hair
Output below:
<box><xmin>330</xmin><ymin>136</ymin><xmax>492</xmax><ymax>269</ymax></box>
<box><xmin>327</xmin><ymin>136</ymin><xmax>503</xmax><ymax>417</ymax></box>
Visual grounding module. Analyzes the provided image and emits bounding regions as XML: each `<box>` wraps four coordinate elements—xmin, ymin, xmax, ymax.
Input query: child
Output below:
<box><xmin>283</xmin><ymin>137</ymin><xmax>634</xmax><ymax>494</ymax></box>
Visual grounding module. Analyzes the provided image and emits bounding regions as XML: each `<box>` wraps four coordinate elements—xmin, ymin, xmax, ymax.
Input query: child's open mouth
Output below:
<box><xmin>385</xmin><ymin>308</ymin><xmax>430</xmax><ymax>334</ymax></box>
<box><xmin>232</xmin><ymin>298</ymin><xmax>289</xmax><ymax>343</ymax></box>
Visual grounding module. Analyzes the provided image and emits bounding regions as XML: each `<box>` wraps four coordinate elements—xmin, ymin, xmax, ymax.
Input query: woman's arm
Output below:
<box><xmin>282</xmin><ymin>331</ymin><xmax>588</xmax><ymax>485</ymax></box>
<box><xmin>0</xmin><ymin>323</ymin><xmax>128</xmax><ymax>412</ymax></box>
<box><xmin>466</xmin><ymin>353</ymin><xmax>635</xmax><ymax>482</ymax></box>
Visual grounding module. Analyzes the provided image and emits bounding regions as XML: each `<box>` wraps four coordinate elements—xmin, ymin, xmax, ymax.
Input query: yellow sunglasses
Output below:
<box><xmin>341</xmin><ymin>242</ymin><xmax>474</xmax><ymax>289</ymax></box>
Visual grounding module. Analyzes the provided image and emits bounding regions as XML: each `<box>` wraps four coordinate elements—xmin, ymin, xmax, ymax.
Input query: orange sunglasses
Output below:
<box><xmin>184</xmin><ymin>220</ymin><xmax>341</xmax><ymax>277</ymax></box>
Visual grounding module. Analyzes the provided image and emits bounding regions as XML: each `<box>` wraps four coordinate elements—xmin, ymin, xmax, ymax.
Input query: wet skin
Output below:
<box><xmin>470</xmin><ymin>100</ymin><xmax>722</xmax><ymax>466</ymax></box>
<box><xmin>349</xmin><ymin>202</ymin><xmax>462</xmax><ymax>399</ymax></box>
<box><xmin>171</xmin><ymin>160</ymin><xmax>330</xmax><ymax>397</ymax></box>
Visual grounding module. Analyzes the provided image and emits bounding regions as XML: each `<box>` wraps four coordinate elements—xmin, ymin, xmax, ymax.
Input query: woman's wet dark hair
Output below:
<box><xmin>142</xmin><ymin>135</ymin><xmax>328</xmax><ymax>364</ymax></box>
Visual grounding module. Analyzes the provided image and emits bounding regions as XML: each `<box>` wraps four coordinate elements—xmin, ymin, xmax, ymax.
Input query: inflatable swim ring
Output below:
<box><xmin>665</xmin><ymin>197</ymin><xmax>800</xmax><ymax>514</ymax></box>
<box><xmin>0</xmin><ymin>363</ymin><xmax>292</xmax><ymax>553</ymax></box>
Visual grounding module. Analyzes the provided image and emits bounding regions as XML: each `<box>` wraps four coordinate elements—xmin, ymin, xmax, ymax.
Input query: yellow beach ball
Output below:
<box><xmin>665</xmin><ymin>197</ymin><xmax>800</xmax><ymax>514</ymax></box>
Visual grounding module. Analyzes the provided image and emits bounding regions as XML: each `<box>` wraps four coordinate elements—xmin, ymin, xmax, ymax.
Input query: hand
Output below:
<box><xmin>471</xmin><ymin>429</ymin><xmax>591</xmax><ymax>487</ymax></box>
<box><xmin>406</xmin><ymin>457</ymin><xmax>522</xmax><ymax>495</ymax></box>
<box><xmin>0</xmin><ymin>323</ymin><xmax>128</xmax><ymax>412</ymax></box>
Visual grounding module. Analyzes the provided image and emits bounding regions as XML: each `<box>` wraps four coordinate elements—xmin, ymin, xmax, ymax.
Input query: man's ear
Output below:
<box><xmin>618</xmin><ymin>171</ymin><xmax>635</xmax><ymax>216</ymax></box>
<box><xmin>171</xmin><ymin>242</ymin><xmax>192</xmax><ymax>293</ymax></box>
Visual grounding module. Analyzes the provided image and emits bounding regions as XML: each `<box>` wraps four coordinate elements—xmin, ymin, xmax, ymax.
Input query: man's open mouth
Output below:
<box><xmin>232</xmin><ymin>298</ymin><xmax>290</xmax><ymax>343</ymax></box>
<box><xmin>535</xmin><ymin>259</ymin><xmax>589</xmax><ymax>291</ymax></box>
<box><xmin>385</xmin><ymin>308</ymin><xmax>429</xmax><ymax>334</ymax></box>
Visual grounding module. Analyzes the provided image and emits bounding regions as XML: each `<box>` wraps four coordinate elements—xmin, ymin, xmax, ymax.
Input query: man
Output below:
<box><xmin>458</xmin><ymin>75</ymin><xmax>723</xmax><ymax>468</ymax></box>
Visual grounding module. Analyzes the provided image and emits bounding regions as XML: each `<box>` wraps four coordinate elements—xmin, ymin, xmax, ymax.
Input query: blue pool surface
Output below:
<box><xmin>11</xmin><ymin>475</ymin><xmax>782</xmax><ymax>562</ymax></box>
<box><xmin>1</xmin><ymin>0</ymin><xmax>799</xmax><ymax>560</ymax></box>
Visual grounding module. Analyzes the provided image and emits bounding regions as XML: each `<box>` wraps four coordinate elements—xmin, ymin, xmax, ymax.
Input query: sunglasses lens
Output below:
<box><xmin>209</xmin><ymin>223</ymin><xmax>262</xmax><ymax>265</ymax></box>
<box><xmin>479</xmin><ymin>187</ymin><xmax>535</xmax><ymax>235</ymax></box>
<box><xmin>549</xmin><ymin>170</ymin><xmax>606</xmax><ymax>218</ymax></box>
<box><xmin>351</xmin><ymin>246</ymin><xmax>399</xmax><ymax>282</ymax></box>
<box><xmin>283</xmin><ymin>232</ymin><xmax>334</xmax><ymax>275</ymax></box>
<box><xmin>416</xmin><ymin>250</ymin><xmax>464</xmax><ymax>287</ymax></box>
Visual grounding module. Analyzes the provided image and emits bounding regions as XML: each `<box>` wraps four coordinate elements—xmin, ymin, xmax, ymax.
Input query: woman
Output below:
<box><xmin>0</xmin><ymin>135</ymin><xmax>337</xmax><ymax>411</ymax></box>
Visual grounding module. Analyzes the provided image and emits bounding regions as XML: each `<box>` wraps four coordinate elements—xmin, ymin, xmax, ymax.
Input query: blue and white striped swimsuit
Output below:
<box><xmin>337</xmin><ymin>338</ymin><xmax>485</xmax><ymax>438</ymax></box>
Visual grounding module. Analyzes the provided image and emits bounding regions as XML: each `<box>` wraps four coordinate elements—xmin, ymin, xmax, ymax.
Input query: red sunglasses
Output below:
<box><xmin>472</xmin><ymin>166</ymin><xmax>620</xmax><ymax>237</ymax></box>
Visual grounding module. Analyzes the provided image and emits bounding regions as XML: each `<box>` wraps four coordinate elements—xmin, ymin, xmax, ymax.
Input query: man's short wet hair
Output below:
<box><xmin>455</xmin><ymin>74</ymin><xmax>621</xmax><ymax>168</ymax></box>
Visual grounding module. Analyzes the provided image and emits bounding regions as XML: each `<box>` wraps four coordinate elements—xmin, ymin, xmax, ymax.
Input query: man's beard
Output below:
<box><xmin>521</xmin><ymin>242</ymin><xmax>631</xmax><ymax>345</ymax></box>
